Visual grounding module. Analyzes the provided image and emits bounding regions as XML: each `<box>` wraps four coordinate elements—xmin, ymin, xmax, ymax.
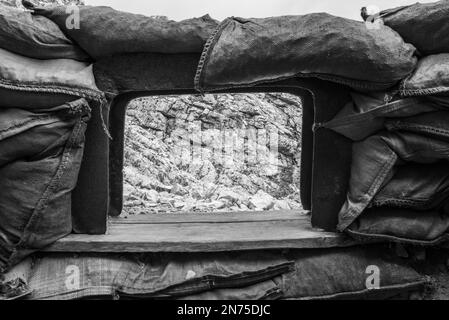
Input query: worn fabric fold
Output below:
<box><xmin>195</xmin><ymin>14</ymin><xmax>417</xmax><ymax>92</ymax></box>
<box><xmin>26</xmin><ymin>3</ymin><xmax>219</xmax><ymax>59</ymax></box>
<box><xmin>0</xmin><ymin>99</ymin><xmax>91</xmax><ymax>273</ymax></box>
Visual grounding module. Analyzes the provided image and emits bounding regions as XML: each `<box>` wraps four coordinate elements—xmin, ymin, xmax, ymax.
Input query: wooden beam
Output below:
<box><xmin>46</xmin><ymin>211</ymin><xmax>361</xmax><ymax>252</ymax></box>
<box><xmin>110</xmin><ymin>210</ymin><xmax>309</xmax><ymax>224</ymax></box>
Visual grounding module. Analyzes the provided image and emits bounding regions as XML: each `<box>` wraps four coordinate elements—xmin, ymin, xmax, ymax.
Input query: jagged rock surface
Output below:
<box><xmin>1</xmin><ymin>0</ymin><xmax>83</xmax><ymax>8</ymax></box>
<box><xmin>123</xmin><ymin>93</ymin><xmax>303</xmax><ymax>216</ymax></box>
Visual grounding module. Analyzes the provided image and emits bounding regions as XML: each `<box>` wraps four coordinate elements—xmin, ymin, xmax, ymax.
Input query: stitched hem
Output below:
<box><xmin>323</xmin><ymin>98</ymin><xmax>424</xmax><ymax>129</ymax></box>
<box><xmin>399</xmin><ymin>79</ymin><xmax>449</xmax><ymax>97</ymax></box>
<box><xmin>287</xmin><ymin>280</ymin><xmax>425</xmax><ymax>300</ymax></box>
<box><xmin>196</xmin><ymin>70</ymin><xmax>397</xmax><ymax>93</ymax></box>
<box><xmin>0</xmin><ymin>78</ymin><xmax>105</xmax><ymax>104</ymax></box>
<box><xmin>372</xmin><ymin>194</ymin><xmax>449</xmax><ymax>209</ymax></box>
<box><xmin>386</xmin><ymin>122</ymin><xmax>449</xmax><ymax>139</ymax></box>
<box><xmin>338</xmin><ymin>150</ymin><xmax>397</xmax><ymax>231</ymax></box>
<box><xmin>116</xmin><ymin>263</ymin><xmax>293</xmax><ymax>297</ymax></box>
<box><xmin>9</xmin><ymin>106</ymin><xmax>89</xmax><ymax>265</ymax></box>
<box><xmin>194</xmin><ymin>18</ymin><xmax>231</xmax><ymax>92</ymax></box>
<box><xmin>36</xmin><ymin>287</ymin><xmax>114</xmax><ymax>300</ymax></box>
<box><xmin>194</xmin><ymin>17</ymin><xmax>398</xmax><ymax>93</ymax></box>
<box><xmin>346</xmin><ymin>228</ymin><xmax>449</xmax><ymax>246</ymax></box>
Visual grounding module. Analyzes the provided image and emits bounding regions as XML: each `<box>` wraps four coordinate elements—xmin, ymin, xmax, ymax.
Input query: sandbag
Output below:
<box><xmin>3</xmin><ymin>251</ymin><xmax>292</xmax><ymax>299</ymax></box>
<box><xmin>0</xmin><ymin>47</ymin><xmax>104</xmax><ymax>108</ymax></box>
<box><xmin>115</xmin><ymin>251</ymin><xmax>293</xmax><ymax>298</ymax></box>
<box><xmin>338</xmin><ymin>130</ymin><xmax>449</xmax><ymax>231</ymax></box>
<box><xmin>4</xmin><ymin>248</ymin><xmax>424</xmax><ymax>300</ymax></box>
<box><xmin>348</xmin><ymin>207</ymin><xmax>449</xmax><ymax>244</ymax></box>
<box><xmin>377</xmin><ymin>1</ymin><xmax>449</xmax><ymax>55</ymax></box>
<box><xmin>195</xmin><ymin>14</ymin><xmax>417</xmax><ymax>92</ymax></box>
<box><xmin>385</xmin><ymin>110</ymin><xmax>449</xmax><ymax>141</ymax></box>
<box><xmin>0</xmin><ymin>4</ymin><xmax>89</xmax><ymax>61</ymax></box>
<box><xmin>324</xmin><ymin>92</ymin><xmax>438</xmax><ymax>141</ymax></box>
<box><xmin>277</xmin><ymin>246</ymin><xmax>424</xmax><ymax>299</ymax></box>
<box><xmin>0</xmin><ymin>99</ymin><xmax>90</xmax><ymax>273</ymax></box>
<box><xmin>26</xmin><ymin>3</ymin><xmax>219</xmax><ymax>59</ymax></box>
<box><xmin>401</xmin><ymin>54</ymin><xmax>449</xmax><ymax>96</ymax></box>
<box><xmin>373</xmin><ymin>163</ymin><xmax>449</xmax><ymax>210</ymax></box>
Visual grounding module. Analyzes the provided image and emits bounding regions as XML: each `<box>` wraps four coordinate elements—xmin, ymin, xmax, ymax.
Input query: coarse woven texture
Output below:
<box><xmin>0</xmin><ymin>4</ymin><xmax>89</xmax><ymax>61</ymax></box>
<box><xmin>195</xmin><ymin>14</ymin><xmax>417</xmax><ymax>92</ymax></box>
<box><xmin>372</xmin><ymin>163</ymin><xmax>449</xmax><ymax>211</ymax></box>
<box><xmin>379</xmin><ymin>0</ymin><xmax>449</xmax><ymax>55</ymax></box>
<box><xmin>276</xmin><ymin>245</ymin><xmax>424</xmax><ymax>299</ymax></box>
<box><xmin>324</xmin><ymin>92</ymin><xmax>438</xmax><ymax>141</ymax></box>
<box><xmin>27</xmin><ymin>3</ymin><xmax>219</xmax><ymax>59</ymax></box>
<box><xmin>348</xmin><ymin>207</ymin><xmax>449</xmax><ymax>245</ymax></box>
<box><xmin>6</xmin><ymin>251</ymin><xmax>292</xmax><ymax>300</ymax></box>
<box><xmin>0</xmin><ymin>47</ymin><xmax>104</xmax><ymax>108</ymax></box>
<box><xmin>3</xmin><ymin>246</ymin><xmax>424</xmax><ymax>300</ymax></box>
<box><xmin>115</xmin><ymin>251</ymin><xmax>293</xmax><ymax>298</ymax></box>
<box><xmin>338</xmin><ymin>129</ymin><xmax>449</xmax><ymax>232</ymax></box>
<box><xmin>401</xmin><ymin>54</ymin><xmax>449</xmax><ymax>96</ymax></box>
<box><xmin>0</xmin><ymin>99</ymin><xmax>90</xmax><ymax>273</ymax></box>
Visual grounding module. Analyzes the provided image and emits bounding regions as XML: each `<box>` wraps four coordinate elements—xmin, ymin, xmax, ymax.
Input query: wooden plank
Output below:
<box><xmin>112</xmin><ymin>210</ymin><xmax>309</xmax><ymax>224</ymax></box>
<box><xmin>45</xmin><ymin>213</ymin><xmax>360</xmax><ymax>252</ymax></box>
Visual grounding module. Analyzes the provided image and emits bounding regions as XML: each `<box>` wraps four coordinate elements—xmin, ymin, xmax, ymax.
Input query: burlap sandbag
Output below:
<box><xmin>373</xmin><ymin>163</ymin><xmax>449</xmax><ymax>210</ymax></box>
<box><xmin>278</xmin><ymin>246</ymin><xmax>424</xmax><ymax>299</ymax></box>
<box><xmin>0</xmin><ymin>99</ymin><xmax>90</xmax><ymax>273</ymax></box>
<box><xmin>377</xmin><ymin>0</ymin><xmax>449</xmax><ymax>55</ymax></box>
<box><xmin>323</xmin><ymin>93</ymin><xmax>438</xmax><ymax>141</ymax></box>
<box><xmin>0</xmin><ymin>47</ymin><xmax>104</xmax><ymax>108</ymax></box>
<box><xmin>195</xmin><ymin>14</ymin><xmax>417</xmax><ymax>92</ymax></box>
<box><xmin>25</xmin><ymin>2</ymin><xmax>219</xmax><ymax>59</ymax></box>
<box><xmin>0</xmin><ymin>4</ymin><xmax>88</xmax><ymax>61</ymax></box>
<box><xmin>348</xmin><ymin>207</ymin><xmax>449</xmax><ymax>244</ymax></box>
<box><xmin>401</xmin><ymin>54</ymin><xmax>449</xmax><ymax>96</ymax></box>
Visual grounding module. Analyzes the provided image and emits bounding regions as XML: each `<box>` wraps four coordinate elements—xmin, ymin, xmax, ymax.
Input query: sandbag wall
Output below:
<box><xmin>191</xmin><ymin>0</ymin><xmax>449</xmax><ymax>244</ymax></box>
<box><xmin>0</xmin><ymin>0</ymin><xmax>446</xmax><ymax>300</ymax></box>
<box><xmin>329</xmin><ymin>1</ymin><xmax>449</xmax><ymax>244</ymax></box>
<box><xmin>1</xmin><ymin>246</ymin><xmax>425</xmax><ymax>300</ymax></box>
<box><xmin>0</xmin><ymin>4</ymin><xmax>105</xmax><ymax>273</ymax></box>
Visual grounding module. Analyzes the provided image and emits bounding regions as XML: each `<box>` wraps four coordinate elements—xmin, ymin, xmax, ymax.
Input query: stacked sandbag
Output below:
<box><xmin>369</xmin><ymin>0</ymin><xmax>449</xmax><ymax>55</ymax></box>
<box><xmin>327</xmin><ymin>91</ymin><xmax>449</xmax><ymax>243</ymax></box>
<box><xmin>323</xmin><ymin>92</ymin><xmax>439</xmax><ymax>141</ymax></box>
<box><xmin>0</xmin><ymin>4</ymin><xmax>89</xmax><ymax>61</ymax></box>
<box><xmin>330</xmin><ymin>1</ymin><xmax>449</xmax><ymax>244</ymax></box>
<box><xmin>400</xmin><ymin>54</ymin><xmax>449</xmax><ymax>96</ymax></box>
<box><xmin>2</xmin><ymin>247</ymin><xmax>424</xmax><ymax>300</ymax></box>
<box><xmin>0</xmin><ymin>6</ymin><xmax>104</xmax><ymax>272</ymax></box>
<box><xmin>23</xmin><ymin>1</ymin><xmax>219</xmax><ymax>59</ymax></box>
<box><xmin>194</xmin><ymin>13</ymin><xmax>417</xmax><ymax>92</ymax></box>
<box><xmin>0</xmin><ymin>100</ymin><xmax>91</xmax><ymax>273</ymax></box>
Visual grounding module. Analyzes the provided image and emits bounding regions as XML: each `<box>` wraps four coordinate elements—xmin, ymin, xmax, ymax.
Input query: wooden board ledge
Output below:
<box><xmin>45</xmin><ymin>210</ymin><xmax>361</xmax><ymax>252</ymax></box>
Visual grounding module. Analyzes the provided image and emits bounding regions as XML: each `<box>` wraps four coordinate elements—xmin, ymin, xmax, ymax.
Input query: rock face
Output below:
<box><xmin>1</xmin><ymin>0</ymin><xmax>83</xmax><ymax>7</ymax></box>
<box><xmin>123</xmin><ymin>93</ymin><xmax>303</xmax><ymax>216</ymax></box>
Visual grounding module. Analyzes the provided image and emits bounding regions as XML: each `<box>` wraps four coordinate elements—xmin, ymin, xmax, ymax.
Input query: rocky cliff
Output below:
<box><xmin>123</xmin><ymin>93</ymin><xmax>303</xmax><ymax>216</ymax></box>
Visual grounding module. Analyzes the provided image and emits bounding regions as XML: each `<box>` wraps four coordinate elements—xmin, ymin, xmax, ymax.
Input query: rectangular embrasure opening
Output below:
<box><xmin>47</xmin><ymin>91</ymin><xmax>356</xmax><ymax>252</ymax></box>
<box><xmin>122</xmin><ymin>93</ymin><xmax>304</xmax><ymax>217</ymax></box>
